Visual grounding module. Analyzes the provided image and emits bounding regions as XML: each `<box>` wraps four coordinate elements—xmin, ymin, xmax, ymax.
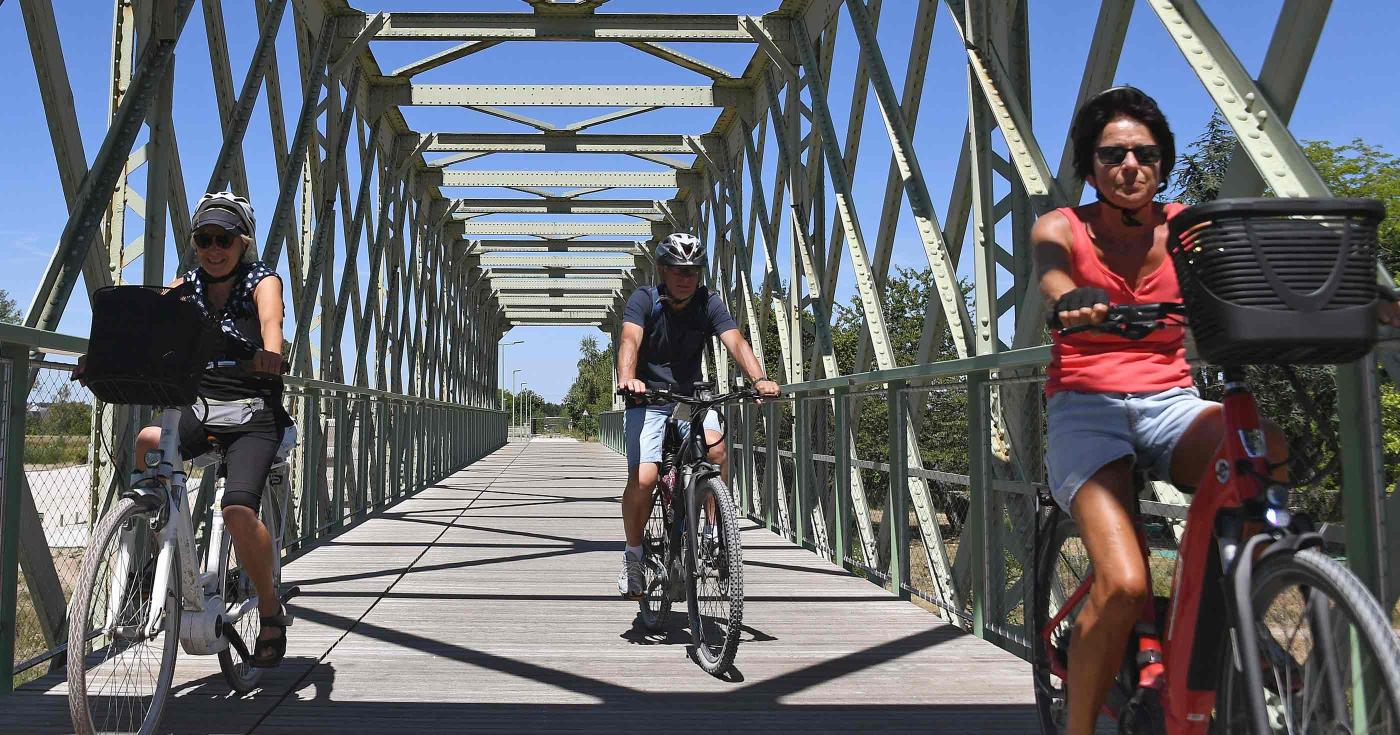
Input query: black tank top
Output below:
<box><xmin>182</xmin><ymin>261</ymin><xmax>289</xmax><ymax>428</ymax></box>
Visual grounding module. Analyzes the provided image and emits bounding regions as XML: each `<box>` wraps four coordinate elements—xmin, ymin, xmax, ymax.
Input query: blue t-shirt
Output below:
<box><xmin>622</xmin><ymin>285</ymin><xmax>738</xmax><ymax>395</ymax></box>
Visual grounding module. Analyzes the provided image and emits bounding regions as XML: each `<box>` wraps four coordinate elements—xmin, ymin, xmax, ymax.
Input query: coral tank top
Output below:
<box><xmin>1045</xmin><ymin>203</ymin><xmax>1194</xmax><ymax>397</ymax></box>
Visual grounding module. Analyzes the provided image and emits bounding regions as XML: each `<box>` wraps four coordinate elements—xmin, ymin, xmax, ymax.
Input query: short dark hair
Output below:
<box><xmin>1069</xmin><ymin>86</ymin><xmax>1175</xmax><ymax>193</ymax></box>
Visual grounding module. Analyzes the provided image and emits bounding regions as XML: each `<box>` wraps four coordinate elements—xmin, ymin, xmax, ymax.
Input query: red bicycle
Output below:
<box><xmin>1030</xmin><ymin>198</ymin><xmax>1400</xmax><ymax>734</ymax></box>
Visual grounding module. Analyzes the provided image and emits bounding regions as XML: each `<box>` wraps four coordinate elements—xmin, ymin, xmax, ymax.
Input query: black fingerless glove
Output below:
<box><xmin>1047</xmin><ymin>287</ymin><xmax>1110</xmax><ymax>328</ymax></box>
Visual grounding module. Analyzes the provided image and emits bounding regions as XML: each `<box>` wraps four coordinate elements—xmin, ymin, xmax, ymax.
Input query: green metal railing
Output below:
<box><xmin>599</xmin><ymin>409</ymin><xmax>625</xmax><ymax>455</ymax></box>
<box><xmin>600</xmin><ymin>343</ymin><xmax>1399</xmax><ymax>661</ymax></box>
<box><xmin>0</xmin><ymin>323</ymin><xmax>506</xmax><ymax>691</ymax></box>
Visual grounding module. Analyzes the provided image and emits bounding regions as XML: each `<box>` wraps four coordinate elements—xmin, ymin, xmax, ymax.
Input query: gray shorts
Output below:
<box><xmin>1045</xmin><ymin>386</ymin><xmax>1216</xmax><ymax>513</ymax></box>
<box><xmin>624</xmin><ymin>403</ymin><xmax>723</xmax><ymax>466</ymax></box>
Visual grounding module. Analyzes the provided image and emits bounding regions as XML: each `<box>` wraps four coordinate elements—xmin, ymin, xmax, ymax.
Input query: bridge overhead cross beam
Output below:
<box><xmin>415</xmin><ymin>133</ymin><xmax>696</xmax><ymax>155</ymax></box>
<box><xmin>343</xmin><ymin>12</ymin><xmax>792</xmax><ymax>43</ymax></box>
<box><xmin>374</xmin><ymin>84</ymin><xmax>750</xmax><ymax>109</ymax></box>
<box><xmin>441</xmin><ymin>170</ymin><xmax>694</xmax><ymax>189</ymax></box>
<box><xmin>458</xmin><ymin>221</ymin><xmax>668</xmax><ymax>238</ymax></box>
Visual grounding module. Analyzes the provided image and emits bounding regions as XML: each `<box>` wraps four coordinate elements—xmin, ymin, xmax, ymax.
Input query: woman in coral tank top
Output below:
<box><xmin>1033</xmin><ymin>87</ymin><xmax>1292</xmax><ymax>734</ymax></box>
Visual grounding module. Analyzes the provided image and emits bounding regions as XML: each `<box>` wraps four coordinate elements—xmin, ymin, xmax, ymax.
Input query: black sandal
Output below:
<box><xmin>250</xmin><ymin>604</ymin><xmax>292</xmax><ymax>668</ymax></box>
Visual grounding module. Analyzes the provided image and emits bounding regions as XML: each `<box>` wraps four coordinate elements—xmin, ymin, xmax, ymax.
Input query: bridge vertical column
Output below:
<box><xmin>887</xmin><ymin>380</ymin><xmax>909</xmax><ymax>598</ymax></box>
<box><xmin>740</xmin><ymin>400</ymin><xmax>755</xmax><ymax>518</ymax></box>
<box><xmin>832</xmin><ymin>386</ymin><xmax>850</xmax><ymax>568</ymax></box>
<box><xmin>764</xmin><ymin>400</ymin><xmax>778</xmax><ymax>532</ymax></box>
<box><xmin>793</xmin><ymin>396</ymin><xmax>810</xmax><ymax>550</ymax></box>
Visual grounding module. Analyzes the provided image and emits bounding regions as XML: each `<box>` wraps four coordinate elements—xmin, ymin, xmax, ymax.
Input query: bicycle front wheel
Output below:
<box><xmin>686</xmin><ymin>476</ymin><xmax>744</xmax><ymax>675</ymax></box>
<box><xmin>67</xmin><ymin>498</ymin><xmax>181</xmax><ymax>735</ymax></box>
<box><xmin>1214</xmin><ymin>547</ymin><xmax>1400</xmax><ymax>733</ymax></box>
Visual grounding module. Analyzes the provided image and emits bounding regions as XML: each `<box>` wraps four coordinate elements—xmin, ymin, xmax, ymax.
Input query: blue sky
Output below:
<box><xmin>1</xmin><ymin>2</ymin><xmax>1397</xmax><ymax>402</ymax></box>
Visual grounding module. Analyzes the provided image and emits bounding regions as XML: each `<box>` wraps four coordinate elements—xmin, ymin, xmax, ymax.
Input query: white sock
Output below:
<box><xmin>625</xmin><ymin>544</ymin><xmax>643</xmax><ymax>559</ymax></box>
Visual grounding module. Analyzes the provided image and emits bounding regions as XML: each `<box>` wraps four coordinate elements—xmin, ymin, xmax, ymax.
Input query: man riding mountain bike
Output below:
<box><xmin>614</xmin><ymin>232</ymin><xmax>779</xmax><ymax>599</ymax></box>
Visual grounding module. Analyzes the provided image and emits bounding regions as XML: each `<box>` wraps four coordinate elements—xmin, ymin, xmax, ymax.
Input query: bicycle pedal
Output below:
<box><xmin>279</xmin><ymin>584</ymin><xmax>301</xmax><ymax>603</ymax></box>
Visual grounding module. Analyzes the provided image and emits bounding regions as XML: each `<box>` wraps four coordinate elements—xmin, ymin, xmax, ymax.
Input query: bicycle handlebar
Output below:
<box><xmin>1052</xmin><ymin>302</ymin><xmax>1186</xmax><ymax>340</ymax></box>
<box><xmin>616</xmin><ymin>386</ymin><xmax>761</xmax><ymax>407</ymax></box>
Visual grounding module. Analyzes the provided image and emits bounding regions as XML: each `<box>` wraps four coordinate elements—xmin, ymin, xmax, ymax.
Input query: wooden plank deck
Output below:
<box><xmin>3</xmin><ymin>439</ymin><xmax>1037</xmax><ymax>733</ymax></box>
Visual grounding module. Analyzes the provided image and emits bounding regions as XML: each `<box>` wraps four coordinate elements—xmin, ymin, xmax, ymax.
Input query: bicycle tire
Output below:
<box><xmin>1213</xmin><ymin>547</ymin><xmax>1400</xmax><ymax>733</ymax></box>
<box><xmin>1030</xmin><ymin>507</ymin><xmax>1137</xmax><ymax>733</ymax></box>
<box><xmin>638</xmin><ymin>487</ymin><xmax>673</xmax><ymax>632</ymax></box>
<box><xmin>686</xmin><ymin>475</ymin><xmax>744</xmax><ymax>675</ymax></box>
<box><xmin>67</xmin><ymin>498</ymin><xmax>181</xmax><ymax>735</ymax></box>
<box><xmin>217</xmin><ymin>530</ymin><xmax>265</xmax><ymax>693</ymax></box>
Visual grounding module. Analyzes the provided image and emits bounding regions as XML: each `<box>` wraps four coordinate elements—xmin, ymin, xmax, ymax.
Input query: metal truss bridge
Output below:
<box><xmin>0</xmin><ymin>0</ymin><xmax>1396</xmax><ymax>730</ymax></box>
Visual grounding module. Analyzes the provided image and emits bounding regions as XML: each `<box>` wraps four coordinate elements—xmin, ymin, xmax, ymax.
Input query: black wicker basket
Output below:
<box><xmin>84</xmin><ymin>285</ymin><xmax>217</xmax><ymax>406</ymax></box>
<box><xmin>1166</xmin><ymin>197</ymin><xmax>1384</xmax><ymax>366</ymax></box>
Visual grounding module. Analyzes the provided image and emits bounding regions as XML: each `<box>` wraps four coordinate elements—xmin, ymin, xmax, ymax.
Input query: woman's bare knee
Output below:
<box><xmin>222</xmin><ymin>504</ymin><xmax>259</xmax><ymax>531</ymax></box>
<box><xmin>134</xmin><ymin>426</ymin><xmax>162</xmax><ymax>468</ymax></box>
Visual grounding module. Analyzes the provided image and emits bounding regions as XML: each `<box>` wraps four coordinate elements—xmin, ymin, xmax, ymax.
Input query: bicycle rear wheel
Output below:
<box><xmin>1214</xmin><ymin>547</ymin><xmax>1400</xmax><ymax>733</ymax></box>
<box><xmin>638</xmin><ymin>488</ymin><xmax>673</xmax><ymax>632</ymax></box>
<box><xmin>686</xmin><ymin>475</ymin><xmax>744</xmax><ymax>675</ymax></box>
<box><xmin>67</xmin><ymin>498</ymin><xmax>181</xmax><ymax>735</ymax></box>
<box><xmin>1031</xmin><ymin>506</ymin><xmax>1137</xmax><ymax>733</ymax></box>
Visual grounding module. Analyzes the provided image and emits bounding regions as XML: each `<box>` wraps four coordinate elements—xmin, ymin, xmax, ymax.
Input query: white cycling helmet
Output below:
<box><xmin>656</xmin><ymin>232</ymin><xmax>705</xmax><ymax>267</ymax></box>
<box><xmin>192</xmin><ymin>191</ymin><xmax>258</xmax><ymax>262</ymax></box>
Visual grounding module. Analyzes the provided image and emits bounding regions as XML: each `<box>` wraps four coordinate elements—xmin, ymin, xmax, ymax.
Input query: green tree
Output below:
<box><xmin>562</xmin><ymin>336</ymin><xmax>617</xmax><ymax>439</ymax></box>
<box><xmin>28</xmin><ymin>383</ymin><xmax>92</xmax><ymax>436</ymax></box>
<box><xmin>1173</xmin><ymin>110</ymin><xmax>1238</xmax><ymax>206</ymax></box>
<box><xmin>1302</xmin><ymin>139</ymin><xmax>1400</xmax><ymax>272</ymax></box>
<box><xmin>0</xmin><ymin>288</ymin><xmax>19</xmax><ymax>324</ymax></box>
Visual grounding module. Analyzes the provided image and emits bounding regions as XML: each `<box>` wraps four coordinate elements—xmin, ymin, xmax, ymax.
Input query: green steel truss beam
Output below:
<box><xmin>343</xmin><ymin>12</ymin><xmax>791</xmax><ymax>43</ymax></box>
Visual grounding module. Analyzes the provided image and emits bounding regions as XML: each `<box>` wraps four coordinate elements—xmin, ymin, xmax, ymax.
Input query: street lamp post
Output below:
<box><xmin>521</xmin><ymin>382</ymin><xmax>530</xmax><ymax>437</ymax></box>
<box><xmin>499</xmin><ymin>340</ymin><xmax>523</xmax><ymax>411</ymax></box>
<box><xmin>511</xmin><ymin>369</ymin><xmax>523</xmax><ymax>429</ymax></box>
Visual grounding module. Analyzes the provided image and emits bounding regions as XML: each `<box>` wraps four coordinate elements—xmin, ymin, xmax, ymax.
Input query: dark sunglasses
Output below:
<box><xmin>669</xmin><ymin>266</ymin><xmax>702</xmax><ymax>278</ymax></box>
<box><xmin>193</xmin><ymin>232</ymin><xmax>238</xmax><ymax>250</ymax></box>
<box><xmin>1095</xmin><ymin>145</ymin><xmax>1162</xmax><ymax>166</ymax></box>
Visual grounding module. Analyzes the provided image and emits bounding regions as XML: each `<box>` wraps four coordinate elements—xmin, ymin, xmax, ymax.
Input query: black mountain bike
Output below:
<box><xmin>621</xmin><ymin>384</ymin><xmax>755</xmax><ymax>675</ymax></box>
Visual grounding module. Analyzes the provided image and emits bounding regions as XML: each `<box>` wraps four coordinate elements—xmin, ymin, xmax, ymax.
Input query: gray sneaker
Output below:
<box><xmin>617</xmin><ymin>551</ymin><xmax>645</xmax><ymax>599</ymax></box>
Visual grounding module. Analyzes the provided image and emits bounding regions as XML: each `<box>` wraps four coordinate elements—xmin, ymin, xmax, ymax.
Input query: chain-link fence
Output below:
<box><xmin>4</xmin><ymin>359</ymin><xmax>95</xmax><ymax>687</ymax></box>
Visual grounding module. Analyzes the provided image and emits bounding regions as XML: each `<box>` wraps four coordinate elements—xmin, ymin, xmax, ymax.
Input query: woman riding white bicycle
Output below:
<box><xmin>122</xmin><ymin>192</ymin><xmax>293</xmax><ymax>668</ymax></box>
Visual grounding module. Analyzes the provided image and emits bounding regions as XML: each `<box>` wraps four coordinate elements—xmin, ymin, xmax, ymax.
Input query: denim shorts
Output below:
<box><xmin>624</xmin><ymin>403</ymin><xmax>723</xmax><ymax>466</ymax></box>
<box><xmin>1045</xmin><ymin>386</ymin><xmax>1217</xmax><ymax>513</ymax></box>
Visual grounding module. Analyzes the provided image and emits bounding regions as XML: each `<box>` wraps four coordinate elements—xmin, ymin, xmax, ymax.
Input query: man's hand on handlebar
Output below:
<box><xmin>753</xmin><ymin>378</ymin><xmax>780</xmax><ymax>399</ymax></box>
<box><xmin>617</xmin><ymin>378</ymin><xmax>647</xmax><ymax>396</ymax></box>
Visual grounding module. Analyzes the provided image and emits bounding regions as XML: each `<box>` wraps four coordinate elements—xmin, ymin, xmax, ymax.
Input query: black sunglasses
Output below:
<box><xmin>1095</xmin><ymin>145</ymin><xmax>1162</xmax><ymax>166</ymax></box>
<box><xmin>193</xmin><ymin>232</ymin><xmax>238</xmax><ymax>250</ymax></box>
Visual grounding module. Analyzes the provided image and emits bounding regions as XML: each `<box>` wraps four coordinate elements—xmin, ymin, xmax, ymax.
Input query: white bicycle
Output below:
<box><xmin>65</xmin><ymin>392</ymin><xmax>298</xmax><ymax>734</ymax></box>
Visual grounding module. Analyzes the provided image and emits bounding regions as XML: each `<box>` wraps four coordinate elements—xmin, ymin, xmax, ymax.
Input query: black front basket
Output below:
<box><xmin>84</xmin><ymin>285</ymin><xmax>217</xmax><ymax>406</ymax></box>
<box><xmin>1166</xmin><ymin>197</ymin><xmax>1384</xmax><ymax>366</ymax></box>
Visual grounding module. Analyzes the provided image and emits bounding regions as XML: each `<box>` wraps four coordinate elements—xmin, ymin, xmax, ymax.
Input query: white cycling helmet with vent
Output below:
<box><xmin>192</xmin><ymin>191</ymin><xmax>258</xmax><ymax>262</ymax></box>
<box><xmin>656</xmin><ymin>232</ymin><xmax>705</xmax><ymax>267</ymax></box>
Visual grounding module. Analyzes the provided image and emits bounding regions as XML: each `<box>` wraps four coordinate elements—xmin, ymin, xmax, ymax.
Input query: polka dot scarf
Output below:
<box><xmin>182</xmin><ymin>260</ymin><xmax>278</xmax><ymax>356</ymax></box>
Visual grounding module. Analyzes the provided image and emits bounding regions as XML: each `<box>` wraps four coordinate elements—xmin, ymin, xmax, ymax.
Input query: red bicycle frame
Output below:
<box><xmin>1040</xmin><ymin>374</ymin><xmax>1274</xmax><ymax>733</ymax></box>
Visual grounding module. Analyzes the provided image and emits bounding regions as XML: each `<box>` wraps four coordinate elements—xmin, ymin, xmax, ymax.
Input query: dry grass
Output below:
<box><xmin>11</xmin><ymin>547</ymin><xmax>83</xmax><ymax>689</ymax></box>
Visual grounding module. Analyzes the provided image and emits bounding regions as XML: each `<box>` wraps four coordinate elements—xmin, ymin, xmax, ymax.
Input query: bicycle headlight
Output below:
<box><xmin>1265</xmin><ymin>506</ymin><xmax>1292</xmax><ymax>529</ymax></box>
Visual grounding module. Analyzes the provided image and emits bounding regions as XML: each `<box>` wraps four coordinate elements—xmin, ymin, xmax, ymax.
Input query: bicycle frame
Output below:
<box><xmin>107</xmin><ymin>407</ymin><xmax>293</xmax><ymax>656</ymax></box>
<box><xmin>1039</xmin><ymin>369</ymin><xmax>1287</xmax><ymax>734</ymax></box>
